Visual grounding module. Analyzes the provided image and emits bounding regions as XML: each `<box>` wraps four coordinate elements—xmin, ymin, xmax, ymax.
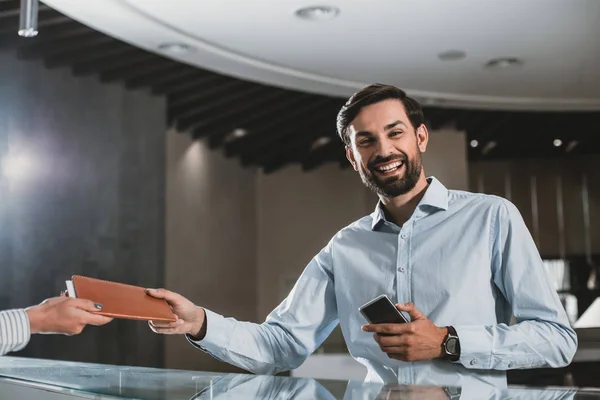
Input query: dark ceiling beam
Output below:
<box><xmin>150</xmin><ymin>70</ymin><xmax>215</xmax><ymax>95</ymax></box>
<box><xmin>241</xmin><ymin>124</ymin><xmax>336</xmax><ymax>166</ymax></box>
<box><xmin>199</xmin><ymin>93</ymin><xmax>315</xmax><ymax>148</ymax></box>
<box><xmin>173</xmin><ymin>85</ymin><xmax>267</xmax><ymax>132</ymax></box>
<box><xmin>0</xmin><ymin>0</ymin><xmax>19</xmax><ymax>13</ymax></box>
<box><xmin>453</xmin><ymin>109</ymin><xmax>488</xmax><ymax>132</ymax></box>
<box><xmin>471</xmin><ymin>113</ymin><xmax>514</xmax><ymax>140</ymax></box>
<box><xmin>0</xmin><ymin>3</ymin><xmax>51</xmax><ymax>19</ymax></box>
<box><xmin>44</xmin><ymin>42</ymin><xmax>133</xmax><ymax>68</ymax></box>
<box><xmin>461</xmin><ymin>111</ymin><xmax>503</xmax><ymax>135</ymax></box>
<box><xmin>125</xmin><ymin>62</ymin><xmax>192</xmax><ymax>89</ymax></box>
<box><xmin>235</xmin><ymin>107</ymin><xmax>339</xmax><ymax>161</ymax></box>
<box><xmin>0</xmin><ymin>15</ymin><xmax>71</xmax><ymax>35</ymax></box>
<box><xmin>167</xmin><ymin>79</ymin><xmax>244</xmax><ymax>108</ymax></box>
<box><xmin>199</xmin><ymin>91</ymin><xmax>297</xmax><ymax>146</ymax></box>
<box><xmin>197</xmin><ymin>94</ymin><xmax>313</xmax><ymax>143</ymax></box>
<box><xmin>426</xmin><ymin>108</ymin><xmax>458</xmax><ymax>130</ymax></box>
<box><xmin>15</xmin><ymin>31</ymin><xmax>102</xmax><ymax>59</ymax></box>
<box><xmin>167</xmin><ymin>80</ymin><xmax>247</xmax><ymax>121</ymax></box>
<box><xmin>72</xmin><ymin>50</ymin><xmax>154</xmax><ymax>76</ymax></box>
<box><xmin>100</xmin><ymin>57</ymin><xmax>183</xmax><ymax>83</ymax></box>
<box><xmin>0</xmin><ymin>24</ymin><xmax>92</xmax><ymax>51</ymax></box>
<box><xmin>302</xmin><ymin>140</ymin><xmax>343</xmax><ymax>172</ymax></box>
<box><xmin>467</xmin><ymin>113</ymin><xmax>522</xmax><ymax>162</ymax></box>
<box><xmin>224</xmin><ymin>97</ymin><xmax>335</xmax><ymax>157</ymax></box>
<box><xmin>181</xmin><ymin>88</ymin><xmax>287</xmax><ymax>136</ymax></box>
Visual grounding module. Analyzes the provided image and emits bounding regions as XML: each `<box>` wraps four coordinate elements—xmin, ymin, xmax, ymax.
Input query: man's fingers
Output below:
<box><xmin>362</xmin><ymin>323</ymin><xmax>412</xmax><ymax>335</ymax></box>
<box><xmin>395</xmin><ymin>302</ymin><xmax>425</xmax><ymax>320</ymax></box>
<box><xmin>145</xmin><ymin>288</ymin><xmax>182</xmax><ymax>305</ymax></box>
<box><xmin>380</xmin><ymin>346</ymin><xmax>408</xmax><ymax>354</ymax></box>
<box><xmin>148</xmin><ymin>321</ymin><xmax>183</xmax><ymax>335</ymax></box>
<box><xmin>149</xmin><ymin>320</ymin><xmax>179</xmax><ymax>329</ymax></box>
<box><xmin>374</xmin><ymin>333</ymin><xmax>412</xmax><ymax>347</ymax></box>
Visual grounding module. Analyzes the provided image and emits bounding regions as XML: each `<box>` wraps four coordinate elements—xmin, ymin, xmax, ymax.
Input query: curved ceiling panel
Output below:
<box><xmin>42</xmin><ymin>0</ymin><xmax>600</xmax><ymax>111</ymax></box>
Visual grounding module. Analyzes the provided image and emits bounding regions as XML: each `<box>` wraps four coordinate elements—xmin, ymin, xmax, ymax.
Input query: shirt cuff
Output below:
<box><xmin>186</xmin><ymin>308</ymin><xmax>235</xmax><ymax>360</ymax></box>
<box><xmin>453</xmin><ymin>325</ymin><xmax>493</xmax><ymax>369</ymax></box>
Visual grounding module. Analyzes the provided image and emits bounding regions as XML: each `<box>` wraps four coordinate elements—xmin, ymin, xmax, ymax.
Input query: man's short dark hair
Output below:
<box><xmin>336</xmin><ymin>84</ymin><xmax>425</xmax><ymax>146</ymax></box>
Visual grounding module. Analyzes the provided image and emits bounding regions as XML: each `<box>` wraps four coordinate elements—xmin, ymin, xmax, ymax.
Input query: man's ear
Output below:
<box><xmin>416</xmin><ymin>124</ymin><xmax>429</xmax><ymax>153</ymax></box>
<box><xmin>345</xmin><ymin>146</ymin><xmax>358</xmax><ymax>171</ymax></box>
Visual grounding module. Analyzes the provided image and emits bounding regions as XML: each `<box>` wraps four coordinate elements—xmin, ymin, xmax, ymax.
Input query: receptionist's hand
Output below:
<box><xmin>146</xmin><ymin>288</ymin><xmax>207</xmax><ymax>340</ymax></box>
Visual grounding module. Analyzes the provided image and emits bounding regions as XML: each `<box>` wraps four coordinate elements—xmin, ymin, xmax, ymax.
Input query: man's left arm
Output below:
<box><xmin>454</xmin><ymin>200</ymin><xmax>577</xmax><ymax>370</ymax></box>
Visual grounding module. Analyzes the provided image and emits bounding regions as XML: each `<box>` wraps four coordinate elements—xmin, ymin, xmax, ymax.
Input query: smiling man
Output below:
<box><xmin>147</xmin><ymin>84</ymin><xmax>577</xmax><ymax>385</ymax></box>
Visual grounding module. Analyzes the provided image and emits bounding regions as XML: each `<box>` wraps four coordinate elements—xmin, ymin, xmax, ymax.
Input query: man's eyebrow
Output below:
<box><xmin>355</xmin><ymin>120</ymin><xmax>407</xmax><ymax>137</ymax></box>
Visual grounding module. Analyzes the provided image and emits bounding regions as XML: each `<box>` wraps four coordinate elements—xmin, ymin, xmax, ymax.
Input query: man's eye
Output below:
<box><xmin>390</xmin><ymin>131</ymin><xmax>403</xmax><ymax>137</ymax></box>
<box><xmin>358</xmin><ymin>139</ymin><xmax>373</xmax><ymax>146</ymax></box>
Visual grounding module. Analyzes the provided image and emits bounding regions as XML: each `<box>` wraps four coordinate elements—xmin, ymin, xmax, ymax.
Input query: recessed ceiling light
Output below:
<box><xmin>470</xmin><ymin>140</ymin><xmax>479</xmax><ymax>148</ymax></box>
<box><xmin>224</xmin><ymin>128</ymin><xmax>248</xmax><ymax>143</ymax></box>
<box><xmin>481</xmin><ymin>141</ymin><xmax>497</xmax><ymax>155</ymax></box>
<box><xmin>232</xmin><ymin>128</ymin><xmax>247</xmax><ymax>138</ymax></box>
<box><xmin>295</xmin><ymin>6</ymin><xmax>340</xmax><ymax>21</ymax></box>
<box><xmin>485</xmin><ymin>57</ymin><xmax>524</xmax><ymax>69</ymax></box>
<box><xmin>438</xmin><ymin>50</ymin><xmax>466</xmax><ymax>61</ymax></box>
<box><xmin>553</xmin><ymin>139</ymin><xmax>563</xmax><ymax>147</ymax></box>
<box><xmin>566</xmin><ymin>140</ymin><xmax>579</xmax><ymax>152</ymax></box>
<box><xmin>311</xmin><ymin>136</ymin><xmax>331</xmax><ymax>150</ymax></box>
<box><xmin>158</xmin><ymin>43</ymin><xmax>195</xmax><ymax>54</ymax></box>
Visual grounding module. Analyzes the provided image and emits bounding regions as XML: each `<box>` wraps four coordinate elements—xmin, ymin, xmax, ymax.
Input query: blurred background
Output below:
<box><xmin>0</xmin><ymin>0</ymin><xmax>599</xmax><ymax>389</ymax></box>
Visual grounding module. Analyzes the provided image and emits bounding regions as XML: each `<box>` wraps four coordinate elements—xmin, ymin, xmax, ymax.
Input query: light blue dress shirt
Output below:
<box><xmin>190</xmin><ymin>177</ymin><xmax>577</xmax><ymax>385</ymax></box>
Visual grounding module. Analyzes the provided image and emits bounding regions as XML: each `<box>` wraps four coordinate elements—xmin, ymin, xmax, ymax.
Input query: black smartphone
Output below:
<box><xmin>359</xmin><ymin>294</ymin><xmax>409</xmax><ymax>324</ymax></box>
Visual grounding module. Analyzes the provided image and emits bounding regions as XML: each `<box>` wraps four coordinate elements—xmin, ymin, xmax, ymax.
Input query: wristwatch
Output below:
<box><xmin>443</xmin><ymin>386</ymin><xmax>462</xmax><ymax>399</ymax></box>
<box><xmin>442</xmin><ymin>326</ymin><xmax>460</xmax><ymax>362</ymax></box>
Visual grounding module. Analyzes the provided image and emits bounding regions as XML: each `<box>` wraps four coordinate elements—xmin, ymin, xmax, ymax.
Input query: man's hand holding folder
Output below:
<box><xmin>145</xmin><ymin>288</ymin><xmax>207</xmax><ymax>340</ymax></box>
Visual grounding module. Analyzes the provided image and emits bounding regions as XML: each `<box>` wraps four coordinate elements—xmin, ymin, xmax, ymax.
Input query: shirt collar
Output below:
<box><xmin>370</xmin><ymin>176</ymin><xmax>449</xmax><ymax>230</ymax></box>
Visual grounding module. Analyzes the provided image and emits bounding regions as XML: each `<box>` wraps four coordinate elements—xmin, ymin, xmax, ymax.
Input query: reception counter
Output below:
<box><xmin>1</xmin><ymin>356</ymin><xmax>599</xmax><ymax>399</ymax></box>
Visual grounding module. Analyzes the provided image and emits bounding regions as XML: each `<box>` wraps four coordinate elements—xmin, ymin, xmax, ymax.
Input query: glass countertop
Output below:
<box><xmin>0</xmin><ymin>356</ymin><xmax>598</xmax><ymax>399</ymax></box>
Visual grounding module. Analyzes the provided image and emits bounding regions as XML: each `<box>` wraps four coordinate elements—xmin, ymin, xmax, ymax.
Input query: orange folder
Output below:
<box><xmin>65</xmin><ymin>275</ymin><xmax>177</xmax><ymax>322</ymax></box>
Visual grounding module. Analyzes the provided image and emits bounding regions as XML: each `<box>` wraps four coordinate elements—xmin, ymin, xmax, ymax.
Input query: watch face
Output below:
<box><xmin>446</xmin><ymin>338</ymin><xmax>458</xmax><ymax>354</ymax></box>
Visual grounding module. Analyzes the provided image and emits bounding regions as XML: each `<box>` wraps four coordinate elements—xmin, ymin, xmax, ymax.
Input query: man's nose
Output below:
<box><xmin>374</xmin><ymin>137</ymin><xmax>397</xmax><ymax>157</ymax></box>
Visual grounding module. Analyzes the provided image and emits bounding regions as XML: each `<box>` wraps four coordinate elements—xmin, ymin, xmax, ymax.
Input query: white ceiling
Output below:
<box><xmin>42</xmin><ymin>0</ymin><xmax>600</xmax><ymax>111</ymax></box>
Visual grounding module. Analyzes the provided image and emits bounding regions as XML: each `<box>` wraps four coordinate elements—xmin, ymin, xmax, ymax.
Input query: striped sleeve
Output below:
<box><xmin>0</xmin><ymin>309</ymin><xmax>31</xmax><ymax>356</ymax></box>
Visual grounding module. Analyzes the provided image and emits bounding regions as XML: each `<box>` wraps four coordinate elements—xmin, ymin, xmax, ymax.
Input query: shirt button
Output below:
<box><xmin>399</xmin><ymin>267</ymin><xmax>406</xmax><ymax>272</ymax></box>
<box><xmin>400</xmin><ymin>233</ymin><xmax>408</xmax><ymax>239</ymax></box>
<box><xmin>470</xmin><ymin>359</ymin><xmax>477</xmax><ymax>366</ymax></box>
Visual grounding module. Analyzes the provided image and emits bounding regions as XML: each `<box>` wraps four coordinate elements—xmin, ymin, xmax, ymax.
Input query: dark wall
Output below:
<box><xmin>469</xmin><ymin>156</ymin><xmax>600</xmax><ymax>258</ymax></box>
<box><xmin>0</xmin><ymin>52</ymin><xmax>166</xmax><ymax>367</ymax></box>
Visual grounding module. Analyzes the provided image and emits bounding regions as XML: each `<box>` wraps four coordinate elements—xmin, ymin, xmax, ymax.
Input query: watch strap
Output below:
<box><xmin>443</xmin><ymin>326</ymin><xmax>460</xmax><ymax>362</ymax></box>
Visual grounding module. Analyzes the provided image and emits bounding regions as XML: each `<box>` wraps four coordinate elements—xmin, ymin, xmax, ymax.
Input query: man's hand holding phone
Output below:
<box><xmin>360</xmin><ymin>296</ymin><xmax>448</xmax><ymax>362</ymax></box>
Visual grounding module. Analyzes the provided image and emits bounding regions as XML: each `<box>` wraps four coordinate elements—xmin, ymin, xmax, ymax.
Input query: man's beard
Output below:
<box><xmin>359</xmin><ymin>151</ymin><xmax>422</xmax><ymax>198</ymax></box>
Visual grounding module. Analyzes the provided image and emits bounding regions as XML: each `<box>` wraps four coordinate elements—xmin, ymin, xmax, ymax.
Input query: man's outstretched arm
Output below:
<box><xmin>148</xmin><ymin>242</ymin><xmax>339</xmax><ymax>375</ymax></box>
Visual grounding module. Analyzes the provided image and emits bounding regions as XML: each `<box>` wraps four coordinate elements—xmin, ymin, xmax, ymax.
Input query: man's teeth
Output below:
<box><xmin>376</xmin><ymin>161</ymin><xmax>403</xmax><ymax>172</ymax></box>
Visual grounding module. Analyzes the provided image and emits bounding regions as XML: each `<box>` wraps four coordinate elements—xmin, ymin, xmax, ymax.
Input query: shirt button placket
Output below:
<box><xmin>396</xmin><ymin>224</ymin><xmax>412</xmax><ymax>383</ymax></box>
